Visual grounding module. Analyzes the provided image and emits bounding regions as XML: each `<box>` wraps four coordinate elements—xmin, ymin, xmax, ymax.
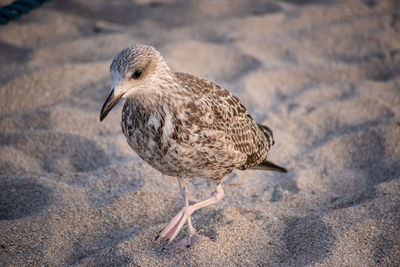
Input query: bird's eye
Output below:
<box><xmin>132</xmin><ymin>70</ymin><xmax>142</xmax><ymax>79</ymax></box>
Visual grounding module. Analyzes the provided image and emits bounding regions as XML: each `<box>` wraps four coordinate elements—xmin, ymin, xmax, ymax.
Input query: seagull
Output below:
<box><xmin>100</xmin><ymin>44</ymin><xmax>287</xmax><ymax>248</ymax></box>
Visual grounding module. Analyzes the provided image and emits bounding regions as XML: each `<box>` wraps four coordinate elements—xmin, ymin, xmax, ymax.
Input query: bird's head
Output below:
<box><xmin>100</xmin><ymin>44</ymin><xmax>169</xmax><ymax>121</ymax></box>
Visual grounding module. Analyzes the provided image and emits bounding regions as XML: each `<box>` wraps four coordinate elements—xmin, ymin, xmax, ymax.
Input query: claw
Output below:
<box><xmin>155</xmin><ymin>229</ymin><xmax>163</xmax><ymax>241</ymax></box>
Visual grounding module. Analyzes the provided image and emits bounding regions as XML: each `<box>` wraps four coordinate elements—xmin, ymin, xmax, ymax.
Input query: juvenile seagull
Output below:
<box><xmin>100</xmin><ymin>44</ymin><xmax>287</xmax><ymax>248</ymax></box>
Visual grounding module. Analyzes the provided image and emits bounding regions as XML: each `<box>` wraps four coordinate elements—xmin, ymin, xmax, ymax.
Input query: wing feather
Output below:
<box><xmin>175</xmin><ymin>72</ymin><xmax>272</xmax><ymax>169</ymax></box>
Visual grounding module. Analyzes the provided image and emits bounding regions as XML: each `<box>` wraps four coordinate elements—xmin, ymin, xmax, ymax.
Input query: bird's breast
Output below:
<box><xmin>121</xmin><ymin>101</ymin><xmax>182</xmax><ymax>174</ymax></box>
<box><xmin>120</xmin><ymin>99</ymin><xmax>245</xmax><ymax>180</ymax></box>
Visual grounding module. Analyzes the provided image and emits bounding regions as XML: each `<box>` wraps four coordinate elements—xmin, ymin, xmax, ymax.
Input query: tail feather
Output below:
<box><xmin>252</xmin><ymin>160</ymin><xmax>287</xmax><ymax>173</ymax></box>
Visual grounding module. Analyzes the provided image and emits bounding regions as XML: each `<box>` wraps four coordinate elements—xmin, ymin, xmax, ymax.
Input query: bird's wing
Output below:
<box><xmin>175</xmin><ymin>72</ymin><xmax>272</xmax><ymax>169</ymax></box>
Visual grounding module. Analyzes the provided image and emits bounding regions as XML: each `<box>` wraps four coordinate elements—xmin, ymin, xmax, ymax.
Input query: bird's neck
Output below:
<box><xmin>125</xmin><ymin>70</ymin><xmax>177</xmax><ymax>113</ymax></box>
<box><xmin>125</xmin><ymin>91</ymin><xmax>162</xmax><ymax>114</ymax></box>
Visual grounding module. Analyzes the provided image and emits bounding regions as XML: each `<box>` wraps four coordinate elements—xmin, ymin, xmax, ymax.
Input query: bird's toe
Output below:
<box><xmin>165</xmin><ymin>232</ymin><xmax>211</xmax><ymax>249</ymax></box>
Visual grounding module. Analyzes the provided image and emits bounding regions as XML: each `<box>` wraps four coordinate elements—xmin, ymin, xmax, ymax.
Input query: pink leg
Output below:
<box><xmin>156</xmin><ymin>178</ymin><xmax>224</xmax><ymax>247</ymax></box>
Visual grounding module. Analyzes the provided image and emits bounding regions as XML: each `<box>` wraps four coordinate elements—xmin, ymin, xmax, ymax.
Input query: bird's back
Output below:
<box><xmin>174</xmin><ymin>72</ymin><xmax>273</xmax><ymax>170</ymax></box>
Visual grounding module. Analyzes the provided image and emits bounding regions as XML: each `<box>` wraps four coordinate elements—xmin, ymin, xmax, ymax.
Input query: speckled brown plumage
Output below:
<box><xmin>100</xmin><ymin>44</ymin><xmax>286</xmax><ymax>247</ymax></box>
<box><xmin>121</xmin><ymin>72</ymin><xmax>275</xmax><ymax>182</ymax></box>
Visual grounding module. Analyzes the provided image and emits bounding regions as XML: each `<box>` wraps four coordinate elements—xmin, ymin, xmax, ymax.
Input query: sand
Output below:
<box><xmin>0</xmin><ymin>0</ymin><xmax>399</xmax><ymax>266</ymax></box>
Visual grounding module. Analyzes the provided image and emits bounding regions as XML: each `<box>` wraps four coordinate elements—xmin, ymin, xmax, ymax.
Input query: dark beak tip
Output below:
<box><xmin>100</xmin><ymin>88</ymin><xmax>119</xmax><ymax>122</ymax></box>
<box><xmin>100</xmin><ymin>108</ymin><xmax>109</xmax><ymax>122</ymax></box>
<box><xmin>99</xmin><ymin>106</ymin><xmax>107</xmax><ymax>122</ymax></box>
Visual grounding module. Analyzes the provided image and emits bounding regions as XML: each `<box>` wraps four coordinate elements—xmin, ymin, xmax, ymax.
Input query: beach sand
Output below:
<box><xmin>0</xmin><ymin>0</ymin><xmax>399</xmax><ymax>266</ymax></box>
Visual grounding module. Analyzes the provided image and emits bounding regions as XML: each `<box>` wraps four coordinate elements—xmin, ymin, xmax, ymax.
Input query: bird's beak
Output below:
<box><xmin>100</xmin><ymin>89</ymin><xmax>123</xmax><ymax>121</ymax></box>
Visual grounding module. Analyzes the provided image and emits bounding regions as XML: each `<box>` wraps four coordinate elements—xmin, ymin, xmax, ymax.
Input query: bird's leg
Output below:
<box><xmin>169</xmin><ymin>178</ymin><xmax>211</xmax><ymax>248</ymax></box>
<box><xmin>157</xmin><ymin>178</ymin><xmax>224</xmax><ymax>247</ymax></box>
